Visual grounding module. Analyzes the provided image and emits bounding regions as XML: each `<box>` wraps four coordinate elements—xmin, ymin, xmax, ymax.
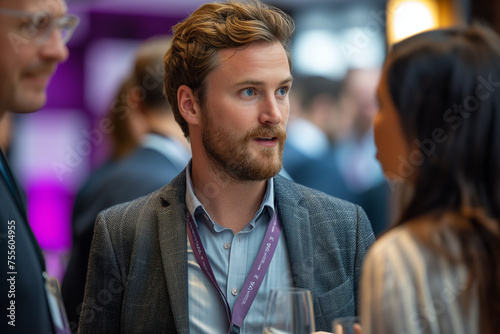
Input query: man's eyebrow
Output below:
<box><xmin>232</xmin><ymin>76</ymin><xmax>294</xmax><ymax>87</ymax></box>
<box><xmin>281</xmin><ymin>76</ymin><xmax>294</xmax><ymax>85</ymax></box>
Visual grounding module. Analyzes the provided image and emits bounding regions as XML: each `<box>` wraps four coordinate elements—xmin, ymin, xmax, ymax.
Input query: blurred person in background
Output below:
<box><xmin>78</xmin><ymin>1</ymin><xmax>374</xmax><ymax>333</ymax></box>
<box><xmin>284</xmin><ymin>74</ymin><xmax>389</xmax><ymax>235</ymax></box>
<box><xmin>62</xmin><ymin>35</ymin><xmax>190</xmax><ymax>331</ymax></box>
<box><xmin>283</xmin><ymin>75</ymin><xmax>357</xmax><ymax>207</ymax></box>
<box><xmin>107</xmin><ymin>77</ymin><xmax>148</xmax><ymax>161</ymax></box>
<box><xmin>61</xmin><ymin>76</ymin><xmax>144</xmax><ymax>331</ymax></box>
<box><xmin>337</xmin><ymin>68</ymin><xmax>383</xmax><ymax>195</ymax></box>
<box><xmin>0</xmin><ymin>0</ymin><xmax>79</xmax><ymax>332</ymax></box>
<box><xmin>283</xmin><ymin>75</ymin><xmax>349</xmax><ymax>177</ymax></box>
<box><xmin>361</xmin><ymin>24</ymin><xmax>500</xmax><ymax>333</ymax></box>
<box><xmin>65</xmin><ymin>77</ymin><xmax>149</xmax><ymax>228</ymax></box>
<box><xmin>337</xmin><ymin>68</ymin><xmax>390</xmax><ymax>235</ymax></box>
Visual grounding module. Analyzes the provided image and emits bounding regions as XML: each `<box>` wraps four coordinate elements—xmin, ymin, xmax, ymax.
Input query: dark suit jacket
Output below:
<box><xmin>0</xmin><ymin>152</ymin><xmax>54</xmax><ymax>334</ymax></box>
<box><xmin>284</xmin><ymin>144</ymin><xmax>390</xmax><ymax>237</ymax></box>
<box><xmin>78</xmin><ymin>170</ymin><xmax>374</xmax><ymax>333</ymax></box>
<box><xmin>62</xmin><ymin>144</ymin><xmax>187</xmax><ymax>331</ymax></box>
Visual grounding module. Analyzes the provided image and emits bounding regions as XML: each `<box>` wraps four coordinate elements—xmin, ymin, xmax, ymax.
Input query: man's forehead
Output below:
<box><xmin>0</xmin><ymin>0</ymin><xmax>67</xmax><ymax>14</ymax></box>
<box><xmin>218</xmin><ymin>42</ymin><xmax>290</xmax><ymax>67</ymax></box>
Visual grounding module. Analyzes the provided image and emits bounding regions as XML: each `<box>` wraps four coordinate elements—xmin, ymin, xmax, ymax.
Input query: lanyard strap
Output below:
<box><xmin>186</xmin><ymin>211</ymin><xmax>282</xmax><ymax>334</ymax></box>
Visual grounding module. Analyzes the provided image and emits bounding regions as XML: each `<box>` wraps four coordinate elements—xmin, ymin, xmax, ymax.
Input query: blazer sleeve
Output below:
<box><xmin>354</xmin><ymin>205</ymin><xmax>376</xmax><ymax>313</ymax></box>
<box><xmin>78</xmin><ymin>213</ymin><xmax>123</xmax><ymax>334</ymax></box>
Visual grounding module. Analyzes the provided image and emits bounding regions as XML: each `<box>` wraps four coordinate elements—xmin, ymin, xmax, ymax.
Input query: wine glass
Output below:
<box><xmin>262</xmin><ymin>288</ymin><xmax>315</xmax><ymax>334</ymax></box>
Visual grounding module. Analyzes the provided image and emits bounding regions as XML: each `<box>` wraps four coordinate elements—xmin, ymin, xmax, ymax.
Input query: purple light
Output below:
<box><xmin>27</xmin><ymin>180</ymin><xmax>73</xmax><ymax>250</ymax></box>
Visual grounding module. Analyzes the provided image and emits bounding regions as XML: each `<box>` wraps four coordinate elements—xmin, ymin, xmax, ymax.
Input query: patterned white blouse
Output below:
<box><xmin>360</xmin><ymin>224</ymin><xmax>479</xmax><ymax>334</ymax></box>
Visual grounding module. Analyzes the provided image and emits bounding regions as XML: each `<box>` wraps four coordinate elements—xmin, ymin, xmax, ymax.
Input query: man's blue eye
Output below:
<box><xmin>277</xmin><ymin>88</ymin><xmax>287</xmax><ymax>96</ymax></box>
<box><xmin>242</xmin><ymin>88</ymin><xmax>255</xmax><ymax>97</ymax></box>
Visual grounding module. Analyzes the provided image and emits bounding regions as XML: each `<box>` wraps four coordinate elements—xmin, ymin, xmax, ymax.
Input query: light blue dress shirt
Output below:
<box><xmin>185</xmin><ymin>168</ymin><xmax>293</xmax><ymax>333</ymax></box>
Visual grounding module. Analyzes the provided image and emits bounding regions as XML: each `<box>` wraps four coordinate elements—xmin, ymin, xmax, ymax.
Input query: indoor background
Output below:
<box><xmin>2</xmin><ymin>0</ymin><xmax>496</xmax><ymax>281</ymax></box>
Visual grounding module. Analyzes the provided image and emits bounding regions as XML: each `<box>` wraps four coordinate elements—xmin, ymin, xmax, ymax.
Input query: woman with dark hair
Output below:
<box><xmin>360</xmin><ymin>25</ymin><xmax>500</xmax><ymax>334</ymax></box>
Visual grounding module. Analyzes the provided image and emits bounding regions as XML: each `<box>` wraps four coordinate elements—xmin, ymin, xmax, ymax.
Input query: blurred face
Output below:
<box><xmin>343</xmin><ymin>68</ymin><xmax>381</xmax><ymax>137</ymax></box>
<box><xmin>199</xmin><ymin>41</ymin><xmax>292</xmax><ymax>182</ymax></box>
<box><xmin>0</xmin><ymin>0</ymin><xmax>69</xmax><ymax>114</ymax></box>
<box><xmin>374</xmin><ymin>61</ymin><xmax>410</xmax><ymax>182</ymax></box>
<box><xmin>324</xmin><ymin>98</ymin><xmax>355</xmax><ymax>143</ymax></box>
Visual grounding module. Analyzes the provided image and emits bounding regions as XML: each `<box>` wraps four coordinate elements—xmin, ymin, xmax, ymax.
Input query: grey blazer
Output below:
<box><xmin>78</xmin><ymin>170</ymin><xmax>374</xmax><ymax>333</ymax></box>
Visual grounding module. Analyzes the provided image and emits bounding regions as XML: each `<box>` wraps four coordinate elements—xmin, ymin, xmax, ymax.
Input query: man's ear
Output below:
<box><xmin>177</xmin><ymin>85</ymin><xmax>201</xmax><ymax>125</ymax></box>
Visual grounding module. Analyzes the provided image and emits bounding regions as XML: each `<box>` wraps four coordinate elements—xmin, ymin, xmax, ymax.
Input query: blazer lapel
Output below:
<box><xmin>0</xmin><ymin>150</ymin><xmax>27</xmax><ymax>219</ymax></box>
<box><xmin>274</xmin><ymin>176</ymin><xmax>315</xmax><ymax>288</ymax></box>
<box><xmin>157</xmin><ymin>171</ymin><xmax>190</xmax><ymax>334</ymax></box>
<box><xmin>0</xmin><ymin>150</ymin><xmax>45</xmax><ymax>271</ymax></box>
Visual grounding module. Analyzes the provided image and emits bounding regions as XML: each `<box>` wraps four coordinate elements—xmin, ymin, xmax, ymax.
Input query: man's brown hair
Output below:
<box><xmin>163</xmin><ymin>0</ymin><xmax>294</xmax><ymax>138</ymax></box>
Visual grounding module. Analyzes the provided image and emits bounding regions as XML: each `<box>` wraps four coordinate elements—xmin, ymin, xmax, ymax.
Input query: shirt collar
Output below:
<box><xmin>141</xmin><ymin>133</ymin><xmax>191</xmax><ymax>170</ymax></box>
<box><xmin>185</xmin><ymin>162</ymin><xmax>275</xmax><ymax>231</ymax></box>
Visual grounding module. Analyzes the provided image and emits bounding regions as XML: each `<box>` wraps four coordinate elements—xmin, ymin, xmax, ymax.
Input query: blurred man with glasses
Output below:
<box><xmin>0</xmin><ymin>0</ymin><xmax>79</xmax><ymax>333</ymax></box>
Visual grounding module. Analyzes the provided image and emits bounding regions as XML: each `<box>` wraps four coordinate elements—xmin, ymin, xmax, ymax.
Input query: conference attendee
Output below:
<box><xmin>60</xmin><ymin>77</ymin><xmax>140</xmax><ymax>332</ymax></box>
<box><xmin>62</xmin><ymin>36</ymin><xmax>190</xmax><ymax>331</ymax></box>
<box><xmin>283</xmin><ymin>75</ymin><xmax>348</xmax><ymax>180</ymax></box>
<box><xmin>361</xmin><ymin>25</ymin><xmax>500</xmax><ymax>334</ymax></box>
<box><xmin>283</xmin><ymin>75</ymin><xmax>389</xmax><ymax>236</ymax></box>
<box><xmin>107</xmin><ymin>77</ymin><xmax>148</xmax><ymax>161</ymax></box>
<box><xmin>0</xmin><ymin>0</ymin><xmax>79</xmax><ymax>333</ymax></box>
<box><xmin>79</xmin><ymin>1</ymin><xmax>374</xmax><ymax>333</ymax></box>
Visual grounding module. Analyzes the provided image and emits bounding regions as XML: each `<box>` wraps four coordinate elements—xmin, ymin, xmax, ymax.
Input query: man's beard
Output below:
<box><xmin>200</xmin><ymin>110</ymin><xmax>286</xmax><ymax>183</ymax></box>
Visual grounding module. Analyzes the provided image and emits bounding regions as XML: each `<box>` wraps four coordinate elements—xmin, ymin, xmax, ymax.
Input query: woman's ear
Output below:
<box><xmin>177</xmin><ymin>85</ymin><xmax>201</xmax><ymax>125</ymax></box>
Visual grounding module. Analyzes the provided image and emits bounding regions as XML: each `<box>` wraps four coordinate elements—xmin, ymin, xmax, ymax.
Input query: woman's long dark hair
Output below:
<box><xmin>387</xmin><ymin>25</ymin><xmax>500</xmax><ymax>333</ymax></box>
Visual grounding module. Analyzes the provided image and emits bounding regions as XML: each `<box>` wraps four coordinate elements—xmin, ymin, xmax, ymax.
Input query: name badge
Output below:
<box><xmin>43</xmin><ymin>272</ymin><xmax>71</xmax><ymax>334</ymax></box>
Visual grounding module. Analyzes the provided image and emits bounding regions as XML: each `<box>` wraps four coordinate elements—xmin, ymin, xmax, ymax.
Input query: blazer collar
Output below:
<box><xmin>274</xmin><ymin>175</ymin><xmax>315</xmax><ymax>288</ymax></box>
<box><xmin>157</xmin><ymin>170</ymin><xmax>190</xmax><ymax>334</ymax></box>
<box><xmin>0</xmin><ymin>150</ymin><xmax>27</xmax><ymax>218</ymax></box>
<box><xmin>0</xmin><ymin>150</ymin><xmax>45</xmax><ymax>270</ymax></box>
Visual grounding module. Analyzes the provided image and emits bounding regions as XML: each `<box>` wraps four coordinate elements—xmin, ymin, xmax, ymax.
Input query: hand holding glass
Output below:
<box><xmin>263</xmin><ymin>288</ymin><xmax>316</xmax><ymax>334</ymax></box>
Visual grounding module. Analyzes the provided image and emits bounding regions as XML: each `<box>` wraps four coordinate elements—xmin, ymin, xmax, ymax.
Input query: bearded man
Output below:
<box><xmin>79</xmin><ymin>1</ymin><xmax>374</xmax><ymax>333</ymax></box>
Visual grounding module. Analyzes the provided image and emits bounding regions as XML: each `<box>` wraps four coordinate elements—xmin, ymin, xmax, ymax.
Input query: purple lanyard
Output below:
<box><xmin>186</xmin><ymin>211</ymin><xmax>282</xmax><ymax>334</ymax></box>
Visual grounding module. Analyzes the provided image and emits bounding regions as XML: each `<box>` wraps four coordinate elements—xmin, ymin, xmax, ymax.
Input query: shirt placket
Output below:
<box><xmin>225</xmin><ymin>232</ymin><xmax>249</xmax><ymax>309</ymax></box>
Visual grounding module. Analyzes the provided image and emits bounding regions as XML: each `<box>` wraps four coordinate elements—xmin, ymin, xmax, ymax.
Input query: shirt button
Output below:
<box><xmin>231</xmin><ymin>288</ymin><xmax>239</xmax><ymax>296</ymax></box>
<box><xmin>223</xmin><ymin>242</ymin><xmax>231</xmax><ymax>250</ymax></box>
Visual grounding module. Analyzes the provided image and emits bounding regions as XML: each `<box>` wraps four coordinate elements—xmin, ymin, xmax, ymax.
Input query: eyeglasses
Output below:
<box><xmin>0</xmin><ymin>8</ymin><xmax>80</xmax><ymax>45</ymax></box>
